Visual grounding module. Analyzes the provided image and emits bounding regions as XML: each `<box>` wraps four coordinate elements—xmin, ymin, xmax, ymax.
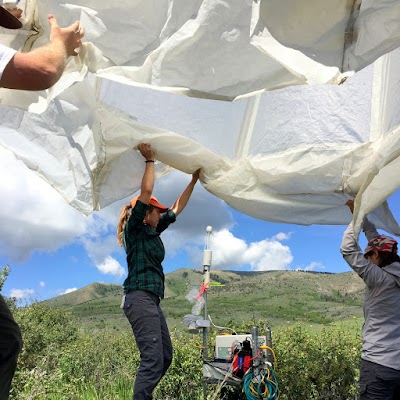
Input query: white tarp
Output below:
<box><xmin>1</xmin><ymin>0</ymin><xmax>400</xmax><ymax>235</ymax></box>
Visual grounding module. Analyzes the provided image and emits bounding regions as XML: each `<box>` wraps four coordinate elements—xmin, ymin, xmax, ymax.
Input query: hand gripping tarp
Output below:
<box><xmin>1</xmin><ymin>0</ymin><xmax>400</xmax><ymax>236</ymax></box>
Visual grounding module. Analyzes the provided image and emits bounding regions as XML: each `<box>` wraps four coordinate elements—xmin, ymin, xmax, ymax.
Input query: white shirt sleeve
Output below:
<box><xmin>0</xmin><ymin>43</ymin><xmax>17</xmax><ymax>80</ymax></box>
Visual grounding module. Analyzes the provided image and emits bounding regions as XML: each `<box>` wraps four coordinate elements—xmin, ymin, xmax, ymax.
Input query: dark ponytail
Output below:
<box><xmin>379</xmin><ymin>244</ymin><xmax>400</xmax><ymax>268</ymax></box>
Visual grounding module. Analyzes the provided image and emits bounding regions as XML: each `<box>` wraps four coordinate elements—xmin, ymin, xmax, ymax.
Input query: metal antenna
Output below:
<box><xmin>202</xmin><ymin>225</ymin><xmax>213</xmax><ymax>400</ymax></box>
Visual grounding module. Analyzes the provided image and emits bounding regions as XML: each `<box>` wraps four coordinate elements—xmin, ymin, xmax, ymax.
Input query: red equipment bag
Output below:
<box><xmin>232</xmin><ymin>339</ymin><xmax>253</xmax><ymax>378</ymax></box>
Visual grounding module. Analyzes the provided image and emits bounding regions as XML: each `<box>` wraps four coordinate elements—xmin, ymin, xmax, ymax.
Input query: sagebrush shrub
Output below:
<box><xmin>10</xmin><ymin>306</ymin><xmax>362</xmax><ymax>400</ymax></box>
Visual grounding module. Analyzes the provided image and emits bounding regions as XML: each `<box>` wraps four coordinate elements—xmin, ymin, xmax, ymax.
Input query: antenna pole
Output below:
<box><xmin>202</xmin><ymin>226</ymin><xmax>212</xmax><ymax>400</ymax></box>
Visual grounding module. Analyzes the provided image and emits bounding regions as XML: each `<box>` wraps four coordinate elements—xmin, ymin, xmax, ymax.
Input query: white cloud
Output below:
<box><xmin>210</xmin><ymin>229</ymin><xmax>248</xmax><ymax>267</ymax></box>
<box><xmin>62</xmin><ymin>288</ymin><xmax>78</xmax><ymax>294</ymax></box>
<box><xmin>79</xmin><ymin>171</ymin><xmax>235</xmax><ymax>272</ymax></box>
<box><xmin>192</xmin><ymin>229</ymin><xmax>294</xmax><ymax>271</ymax></box>
<box><xmin>303</xmin><ymin>261</ymin><xmax>325</xmax><ymax>272</ymax></box>
<box><xmin>160</xmin><ymin>175</ymin><xmax>233</xmax><ymax>233</ymax></box>
<box><xmin>10</xmin><ymin>288</ymin><xmax>34</xmax><ymax>300</ymax></box>
<box><xmin>82</xmin><ymin>213</ymin><xmax>114</xmax><ymax>240</ymax></box>
<box><xmin>96</xmin><ymin>256</ymin><xmax>125</xmax><ymax>277</ymax></box>
<box><xmin>154</xmin><ymin>172</ymin><xmax>234</xmax><ymax>257</ymax></box>
<box><xmin>0</xmin><ymin>165</ymin><xmax>234</xmax><ymax>279</ymax></box>
<box><xmin>271</xmin><ymin>232</ymin><xmax>292</xmax><ymax>241</ymax></box>
<box><xmin>246</xmin><ymin>239</ymin><xmax>293</xmax><ymax>271</ymax></box>
<box><xmin>80</xmin><ymin>234</ymin><xmax>121</xmax><ymax>265</ymax></box>
<box><xmin>80</xmin><ymin>169</ymin><xmax>233</xmax><ymax>248</ymax></box>
<box><xmin>0</xmin><ymin>148</ymin><xmax>87</xmax><ymax>262</ymax></box>
<box><xmin>0</xmin><ymin>155</ymin><xmax>233</xmax><ymax>277</ymax></box>
<box><xmin>39</xmin><ymin>281</ymin><xmax>45</xmax><ymax>287</ymax></box>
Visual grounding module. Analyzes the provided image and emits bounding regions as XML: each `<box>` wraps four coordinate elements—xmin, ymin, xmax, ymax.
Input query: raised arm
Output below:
<box><xmin>171</xmin><ymin>169</ymin><xmax>200</xmax><ymax>217</ymax></box>
<box><xmin>0</xmin><ymin>15</ymin><xmax>84</xmax><ymax>90</ymax></box>
<box><xmin>341</xmin><ymin>199</ymin><xmax>388</xmax><ymax>287</ymax></box>
<box><xmin>137</xmin><ymin>143</ymin><xmax>155</xmax><ymax>205</ymax></box>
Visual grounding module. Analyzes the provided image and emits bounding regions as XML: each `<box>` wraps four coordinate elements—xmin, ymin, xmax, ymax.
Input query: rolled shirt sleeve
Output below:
<box><xmin>0</xmin><ymin>44</ymin><xmax>16</xmax><ymax>80</ymax></box>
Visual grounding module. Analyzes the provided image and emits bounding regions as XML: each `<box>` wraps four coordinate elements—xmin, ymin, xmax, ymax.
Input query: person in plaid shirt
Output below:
<box><xmin>117</xmin><ymin>143</ymin><xmax>200</xmax><ymax>400</ymax></box>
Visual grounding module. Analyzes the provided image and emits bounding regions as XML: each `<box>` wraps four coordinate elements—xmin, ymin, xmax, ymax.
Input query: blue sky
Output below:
<box><xmin>1</xmin><ymin>147</ymin><xmax>399</xmax><ymax>303</ymax></box>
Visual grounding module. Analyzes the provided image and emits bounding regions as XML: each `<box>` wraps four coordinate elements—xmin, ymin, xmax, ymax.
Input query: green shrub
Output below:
<box><xmin>0</xmin><ymin>265</ymin><xmax>10</xmax><ymax>292</ymax></box>
<box><xmin>9</xmin><ymin>304</ymin><xmax>363</xmax><ymax>400</ymax></box>
<box><xmin>14</xmin><ymin>303</ymin><xmax>78</xmax><ymax>369</ymax></box>
<box><xmin>274</xmin><ymin>324</ymin><xmax>361</xmax><ymax>400</ymax></box>
<box><xmin>10</xmin><ymin>303</ymin><xmax>79</xmax><ymax>398</ymax></box>
<box><xmin>154</xmin><ymin>331</ymin><xmax>203</xmax><ymax>399</ymax></box>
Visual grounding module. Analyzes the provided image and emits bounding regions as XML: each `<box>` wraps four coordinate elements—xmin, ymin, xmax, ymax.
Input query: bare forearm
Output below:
<box><xmin>136</xmin><ymin>143</ymin><xmax>155</xmax><ymax>204</ymax></box>
<box><xmin>1</xmin><ymin>41</ymin><xmax>69</xmax><ymax>90</ymax></box>
<box><xmin>1</xmin><ymin>14</ymin><xmax>84</xmax><ymax>91</ymax></box>
<box><xmin>30</xmin><ymin>40</ymin><xmax>69</xmax><ymax>84</ymax></box>
<box><xmin>171</xmin><ymin>178</ymin><xmax>197</xmax><ymax>216</ymax></box>
<box><xmin>141</xmin><ymin>162</ymin><xmax>154</xmax><ymax>196</ymax></box>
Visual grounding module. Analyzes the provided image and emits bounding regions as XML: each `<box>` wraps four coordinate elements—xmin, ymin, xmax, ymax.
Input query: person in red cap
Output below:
<box><xmin>341</xmin><ymin>199</ymin><xmax>400</xmax><ymax>400</ymax></box>
<box><xmin>0</xmin><ymin>4</ymin><xmax>84</xmax><ymax>90</ymax></box>
<box><xmin>116</xmin><ymin>143</ymin><xmax>200</xmax><ymax>400</ymax></box>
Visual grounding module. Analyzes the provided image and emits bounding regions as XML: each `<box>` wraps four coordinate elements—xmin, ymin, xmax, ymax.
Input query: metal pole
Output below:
<box><xmin>202</xmin><ymin>226</ymin><xmax>212</xmax><ymax>400</ymax></box>
<box><xmin>202</xmin><ymin>281</ymin><xmax>208</xmax><ymax>400</ymax></box>
<box><xmin>266</xmin><ymin>326</ymin><xmax>273</xmax><ymax>365</ymax></box>
<box><xmin>252</xmin><ymin>326</ymin><xmax>261</xmax><ymax>380</ymax></box>
<box><xmin>203</xmin><ymin>273</ymin><xmax>209</xmax><ymax>359</ymax></box>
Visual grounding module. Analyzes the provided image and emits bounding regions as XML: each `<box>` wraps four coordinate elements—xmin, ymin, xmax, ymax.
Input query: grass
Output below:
<box><xmin>43</xmin><ymin>269</ymin><xmax>365</xmax><ymax>334</ymax></box>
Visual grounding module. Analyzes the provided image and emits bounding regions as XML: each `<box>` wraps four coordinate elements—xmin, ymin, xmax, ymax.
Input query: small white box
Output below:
<box><xmin>215</xmin><ymin>334</ymin><xmax>267</xmax><ymax>359</ymax></box>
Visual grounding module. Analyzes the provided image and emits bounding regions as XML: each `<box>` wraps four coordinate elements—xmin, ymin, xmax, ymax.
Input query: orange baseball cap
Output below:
<box><xmin>130</xmin><ymin>195</ymin><xmax>168</xmax><ymax>213</ymax></box>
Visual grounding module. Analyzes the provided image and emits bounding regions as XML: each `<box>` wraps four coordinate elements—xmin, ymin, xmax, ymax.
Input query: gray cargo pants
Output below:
<box><xmin>0</xmin><ymin>295</ymin><xmax>23</xmax><ymax>400</ymax></box>
<box><xmin>123</xmin><ymin>290</ymin><xmax>173</xmax><ymax>400</ymax></box>
<box><xmin>360</xmin><ymin>359</ymin><xmax>400</xmax><ymax>400</ymax></box>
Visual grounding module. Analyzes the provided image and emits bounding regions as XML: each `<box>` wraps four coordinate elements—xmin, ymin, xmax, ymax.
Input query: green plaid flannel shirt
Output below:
<box><xmin>122</xmin><ymin>200</ymin><xmax>176</xmax><ymax>298</ymax></box>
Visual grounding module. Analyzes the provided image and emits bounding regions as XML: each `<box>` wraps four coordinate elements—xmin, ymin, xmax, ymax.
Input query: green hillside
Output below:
<box><xmin>43</xmin><ymin>282</ymin><xmax>123</xmax><ymax>307</ymax></box>
<box><xmin>43</xmin><ymin>269</ymin><xmax>366</xmax><ymax>332</ymax></box>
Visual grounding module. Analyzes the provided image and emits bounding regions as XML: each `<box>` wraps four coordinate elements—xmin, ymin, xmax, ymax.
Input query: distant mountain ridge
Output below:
<box><xmin>43</xmin><ymin>269</ymin><xmax>366</xmax><ymax>331</ymax></box>
<box><xmin>43</xmin><ymin>282</ymin><xmax>123</xmax><ymax>308</ymax></box>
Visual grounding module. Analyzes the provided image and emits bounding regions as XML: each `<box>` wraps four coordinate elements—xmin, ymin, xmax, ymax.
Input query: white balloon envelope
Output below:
<box><xmin>1</xmin><ymin>0</ymin><xmax>400</xmax><ymax>236</ymax></box>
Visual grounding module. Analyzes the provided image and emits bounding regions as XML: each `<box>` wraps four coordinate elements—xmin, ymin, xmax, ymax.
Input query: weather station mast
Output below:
<box><xmin>201</xmin><ymin>225</ymin><xmax>213</xmax><ymax>399</ymax></box>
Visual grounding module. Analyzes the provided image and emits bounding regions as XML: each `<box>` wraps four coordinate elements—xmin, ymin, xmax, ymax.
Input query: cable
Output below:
<box><xmin>243</xmin><ymin>367</ymin><xmax>279</xmax><ymax>400</ymax></box>
<box><xmin>205</xmin><ymin>321</ymin><xmax>280</xmax><ymax>400</ymax></box>
<box><xmin>208</xmin><ymin>314</ymin><xmax>237</xmax><ymax>335</ymax></box>
<box><xmin>243</xmin><ymin>344</ymin><xmax>279</xmax><ymax>400</ymax></box>
<box><xmin>260</xmin><ymin>345</ymin><xmax>277</xmax><ymax>370</ymax></box>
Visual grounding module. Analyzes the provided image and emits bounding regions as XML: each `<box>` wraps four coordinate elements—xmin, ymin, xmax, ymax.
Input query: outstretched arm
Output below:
<box><xmin>0</xmin><ymin>15</ymin><xmax>84</xmax><ymax>90</ymax></box>
<box><xmin>171</xmin><ymin>170</ymin><xmax>200</xmax><ymax>217</ymax></box>
<box><xmin>137</xmin><ymin>143</ymin><xmax>155</xmax><ymax>205</ymax></box>
<box><xmin>342</xmin><ymin>199</ymin><xmax>388</xmax><ymax>287</ymax></box>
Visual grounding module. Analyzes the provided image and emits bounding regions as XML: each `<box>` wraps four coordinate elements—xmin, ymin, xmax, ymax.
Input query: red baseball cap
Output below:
<box><xmin>0</xmin><ymin>4</ymin><xmax>22</xmax><ymax>29</ymax></box>
<box><xmin>130</xmin><ymin>195</ymin><xmax>168</xmax><ymax>213</ymax></box>
<box><xmin>364</xmin><ymin>235</ymin><xmax>398</xmax><ymax>258</ymax></box>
